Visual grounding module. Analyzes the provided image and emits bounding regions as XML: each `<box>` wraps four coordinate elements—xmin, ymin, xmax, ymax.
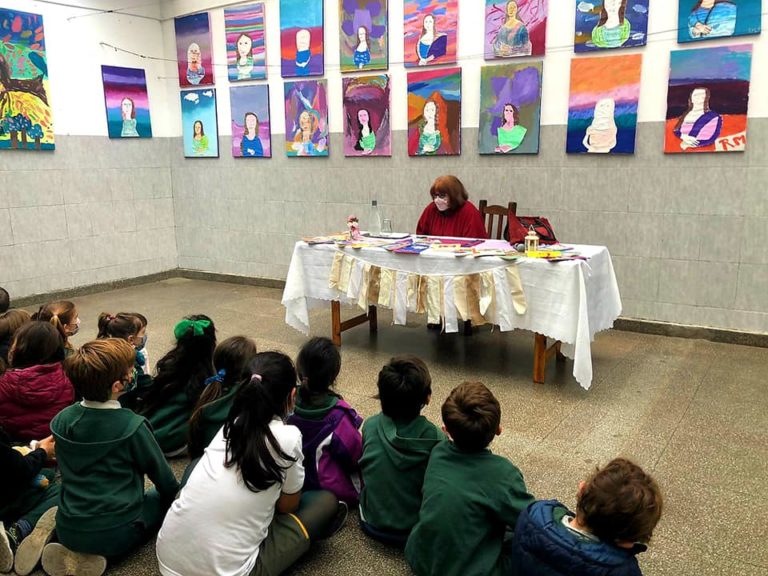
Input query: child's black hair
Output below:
<box><xmin>296</xmin><ymin>336</ymin><xmax>341</xmax><ymax>403</ymax></box>
<box><xmin>376</xmin><ymin>355</ymin><xmax>432</xmax><ymax>421</ymax></box>
<box><xmin>224</xmin><ymin>351</ymin><xmax>298</xmax><ymax>491</ymax></box>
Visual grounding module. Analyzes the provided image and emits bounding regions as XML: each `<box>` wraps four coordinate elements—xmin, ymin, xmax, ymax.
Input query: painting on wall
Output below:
<box><xmin>340</xmin><ymin>0</ymin><xmax>388</xmax><ymax>72</ymax></box>
<box><xmin>280</xmin><ymin>0</ymin><xmax>324</xmax><ymax>78</ymax></box>
<box><xmin>0</xmin><ymin>8</ymin><xmax>54</xmax><ymax>151</ymax></box>
<box><xmin>225</xmin><ymin>3</ymin><xmax>267</xmax><ymax>81</ymax></box>
<box><xmin>678</xmin><ymin>0</ymin><xmax>761</xmax><ymax>43</ymax></box>
<box><xmin>664</xmin><ymin>44</ymin><xmax>752</xmax><ymax>154</ymax></box>
<box><xmin>574</xmin><ymin>0</ymin><xmax>649</xmax><ymax>52</ymax></box>
<box><xmin>407</xmin><ymin>67</ymin><xmax>461</xmax><ymax>156</ymax></box>
<box><xmin>343</xmin><ymin>74</ymin><xmax>391</xmax><ymax>157</ymax></box>
<box><xmin>230</xmin><ymin>85</ymin><xmax>270</xmax><ymax>158</ymax></box>
<box><xmin>566</xmin><ymin>54</ymin><xmax>642</xmax><ymax>154</ymax></box>
<box><xmin>180</xmin><ymin>89</ymin><xmax>219</xmax><ymax>158</ymax></box>
<box><xmin>484</xmin><ymin>0</ymin><xmax>547</xmax><ymax>59</ymax></box>
<box><xmin>403</xmin><ymin>0</ymin><xmax>458</xmax><ymax>68</ymax></box>
<box><xmin>175</xmin><ymin>12</ymin><xmax>214</xmax><ymax>87</ymax></box>
<box><xmin>479</xmin><ymin>62</ymin><xmax>543</xmax><ymax>155</ymax></box>
<box><xmin>284</xmin><ymin>80</ymin><xmax>329</xmax><ymax>157</ymax></box>
<box><xmin>101</xmin><ymin>66</ymin><xmax>152</xmax><ymax>139</ymax></box>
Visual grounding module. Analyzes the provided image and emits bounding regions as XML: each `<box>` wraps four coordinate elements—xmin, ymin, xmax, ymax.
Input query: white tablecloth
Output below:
<box><xmin>282</xmin><ymin>241</ymin><xmax>622</xmax><ymax>390</ymax></box>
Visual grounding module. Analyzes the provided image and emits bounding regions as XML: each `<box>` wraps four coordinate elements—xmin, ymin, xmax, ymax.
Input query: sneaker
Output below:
<box><xmin>14</xmin><ymin>506</ymin><xmax>58</xmax><ymax>575</ymax></box>
<box><xmin>325</xmin><ymin>501</ymin><xmax>349</xmax><ymax>539</ymax></box>
<box><xmin>41</xmin><ymin>543</ymin><xmax>107</xmax><ymax>576</ymax></box>
<box><xmin>0</xmin><ymin>522</ymin><xmax>14</xmax><ymax>573</ymax></box>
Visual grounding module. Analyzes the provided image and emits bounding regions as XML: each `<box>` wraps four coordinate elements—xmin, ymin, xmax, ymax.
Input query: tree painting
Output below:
<box><xmin>0</xmin><ymin>8</ymin><xmax>54</xmax><ymax>151</ymax></box>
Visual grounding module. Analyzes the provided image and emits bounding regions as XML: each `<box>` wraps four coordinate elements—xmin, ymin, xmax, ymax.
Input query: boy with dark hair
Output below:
<box><xmin>0</xmin><ymin>287</ymin><xmax>9</xmax><ymax>313</ymax></box>
<box><xmin>42</xmin><ymin>339</ymin><xmax>179</xmax><ymax>576</ymax></box>
<box><xmin>358</xmin><ymin>355</ymin><xmax>444</xmax><ymax>546</ymax></box>
<box><xmin>405</xmin><ymin>381</ymin><xmax>534</xmax><ymax>576</ymax></box>
<box><xmin>511</xmin><ymin>458</ymin><xmax>663</xmax><ymax>576</ymax></box>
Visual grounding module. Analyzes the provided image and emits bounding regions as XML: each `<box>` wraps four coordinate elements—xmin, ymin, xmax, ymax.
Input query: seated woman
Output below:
<box><xmin>0</xmin><ymin>322</ymin><xmax>73</xmax><ymax>442</ymax></box>
<box><xmin>416</xmin><ymin>176</ymin><xmax>488</xmax><ymax>239</ymax></box>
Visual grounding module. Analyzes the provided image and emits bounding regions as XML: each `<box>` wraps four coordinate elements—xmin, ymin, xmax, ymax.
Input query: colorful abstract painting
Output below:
<box><xmin>225</xmin><ymin>3</ymin><xmax>267</xmax><ymax>81</ymax></box>
<box><xmin>484</xmin><ymin>0</ymin><xmax>547</xmax><ymax>59</ymax></box>
<box><xmin>280</xmin><ymin>0</ymin><xmax>324</xmax><ymax>78</ymax></box>
<box><xmin>343</xmin><ymin>75</ymin><xmax>391</xmax><ymax>157</ymax></box>
<box><xmin>230</xmin><ymin>85</ymin><xmax>270</xmax><ymax>158</ymax></box>
<box><xmin>340</xmin><ymin>0</ymin><xmax>388</xmax><ymax>72</ymax></box>
<box><xmin>678</xmin><ymin>0</ymin><xmax>761</xmax><ymax>43</ymax></box>
<box><xmin>407</xmin><ymin>67</ymin><xmax>461</xmax><ymax>156</ymax></box>
<box><xmin>0</xmin><ymin>9</ymin><xmax>54</xmax><ymax>151</ymax></box>
<box><xmin>479</xmin><ymin>62</ymin><xmax>543</xmax><ymax>155</ymax></box>
<box><xmin>575</xmin><ymin>0</ymin><xmax>649</xmax><ymax>52</ymax></box>
<box><xmin>403</xmin><ymin>0</ymin><xmax>458</xmax><ymax>68</ymax></box>
<box><xmin>175</xmin><ymin>12</ymin><xmax>214</xmax><ymax>87</ymax></box>
<box><xmin>566</xmin><ymin>54</ymin><xmax>642</xmax><ymax>154</ymax></box>
<box><xmin>101</xmin><ymin>66</ymin><xmax>152</xmax><ymax>139</ymax></box>
<box><xmin>284</xmin><ymin>80</ymin><xmax>328</xmax><ymax>157</ymax></box>
<box><xmin>664</xmin><ymin>44</ymin><xmax>752</xmax><ymax>154</ymax></box>
<box><xmin>180</xmin><ymin>89</ymin><xmax>218</xmax><ymax>158</ymax></box>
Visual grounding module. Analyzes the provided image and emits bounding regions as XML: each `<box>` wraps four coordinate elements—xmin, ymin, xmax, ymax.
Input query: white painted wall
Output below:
<box><xmin>1</xmin><ymin>0</ymin><xmax>175</xmax><ymax>137</ymax></box>
<box><xmin>158</xmin><ymin>0</ymin><xmax>768</xmax><ymax>139</ymax></box>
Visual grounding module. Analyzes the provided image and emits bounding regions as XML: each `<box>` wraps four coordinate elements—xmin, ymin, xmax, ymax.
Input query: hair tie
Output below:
<box><xmin>204</xmin><ymin>368</ymin><xmax>226</xmax><ymax>387</ymax></box>
<box><xmin>173</xmin><ymin>318</ymin><xmax>212</xmax><ymax>340</ymax></box>
<box><xmin>251</xmin><ymin>374</ymin><xmax>262</xmax><ymax>383</ymax></box>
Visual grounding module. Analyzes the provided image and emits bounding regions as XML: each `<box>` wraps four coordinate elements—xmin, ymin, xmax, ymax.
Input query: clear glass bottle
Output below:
<box><xmin>369</xmin><ymin>200</ymin><xmax>382</xmax><ymax>235</ymax></box>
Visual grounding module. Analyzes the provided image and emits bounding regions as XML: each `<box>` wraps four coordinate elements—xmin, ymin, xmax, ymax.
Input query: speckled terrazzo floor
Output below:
<box><xmin>17</xmin><ymin>278</ymin><xmax>768</xmax><ymax>576</ymax></box>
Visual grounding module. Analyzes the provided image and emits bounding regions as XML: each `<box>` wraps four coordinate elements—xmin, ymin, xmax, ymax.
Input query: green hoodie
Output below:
<box><xmin>51</xmin><ymin>403</ymin><xmax>179</xmax><ymax>534</ymax></box>
<box><xmin>359</xmin><ymin>413</ymin><xmax>444</xmax><ymax>532</ymax></box>
<box><xmin>193</xmin><ymin>383</ymin><xmax>242</xmax><ymax>453</ymax></box>
<box><xmin>145</xmin><ymin>390</ymin><xmax>193</xmax><ymax>454</ymax></box>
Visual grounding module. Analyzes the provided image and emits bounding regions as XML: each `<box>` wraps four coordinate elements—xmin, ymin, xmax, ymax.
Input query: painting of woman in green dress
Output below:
<box><xmin>418</xmin><ymin>101</ymin><xmax>442</xmax><ymax>155</ymax></box>
<box><xmin>495</xmin><ymin>104</ymin><xmax>527</xmax><ymax>152</ymax></box>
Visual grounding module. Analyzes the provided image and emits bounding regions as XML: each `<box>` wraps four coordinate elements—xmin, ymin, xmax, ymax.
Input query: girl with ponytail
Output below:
<box><xmin>157</xmin><ymin>351</ymin><xmax>347</xmax><ymax>576</ymax></box>
<box><xmin>31</xmin><ymin>301</ymin><xmax>79</xmax><ymax>355</ymax></box>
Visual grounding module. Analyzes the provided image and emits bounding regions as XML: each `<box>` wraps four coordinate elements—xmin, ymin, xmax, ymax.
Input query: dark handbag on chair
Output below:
<box><xmin>505</xmin><ymin>215</ymin><xmax>558</xmax><ymax>244</ymax></box>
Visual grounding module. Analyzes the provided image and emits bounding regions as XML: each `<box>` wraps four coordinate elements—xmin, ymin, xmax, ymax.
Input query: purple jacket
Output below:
<box><xmin>288</xmin><ymin>395</ymin><xmax>363</xmax><ymax>503</ymax></box>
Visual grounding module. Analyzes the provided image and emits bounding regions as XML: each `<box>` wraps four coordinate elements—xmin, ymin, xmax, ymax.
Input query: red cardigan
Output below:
<box><xmin>416</xmin><ymin>201</ymin><xmax>488</xmax><ymax>239</ymax></box>
<box><xmin>0</xmin><ymin>363</ymin><xmax>74</xmax><ymax>442</ymax></box>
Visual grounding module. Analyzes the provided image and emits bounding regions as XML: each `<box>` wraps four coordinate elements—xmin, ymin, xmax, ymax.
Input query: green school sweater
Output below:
<box><xmin>196</xmin><ymin>384</ymin><xmax>241</xmax><ymax>451</ymax></box>
<box><xmin>145</xmin><ymin>390</ymin><xmax>194</xmax><ymax>454</ymax></box>
<box><xmin>359</xmin><ymin>414</ymin><xmax>444</xmax><ymax>532</ymax></box>
<box><xmin>51</xmin><ymin>403</ymin><xmax>179</xmax><ymax>534</ymax></box>
<box><xmin>294</xmin><ymin>392</ymin><xmax>339</xmax><ymax>420</ymax></box>
<box><xmin>405</xmin><ymin>441</ymin><xmax>534</xmax><ymax>576</ymax></box>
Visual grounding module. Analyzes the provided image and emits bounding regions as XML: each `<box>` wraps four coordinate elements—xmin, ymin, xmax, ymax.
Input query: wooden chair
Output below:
<box><xmin>478</xmin><ymin>200</ymin><xmax>517</xmax><ymax>241</ymax></box>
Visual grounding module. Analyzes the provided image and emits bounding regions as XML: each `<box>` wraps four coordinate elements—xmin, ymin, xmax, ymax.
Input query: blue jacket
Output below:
<box><xmin>511</xmin><ymin>500</ymin><xmax>645</xmax><ymax>576</ymax></box>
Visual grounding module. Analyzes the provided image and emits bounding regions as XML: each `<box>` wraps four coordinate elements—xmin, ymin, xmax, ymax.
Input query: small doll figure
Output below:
<box><xmin>347</xmin><ymin>215</ymin><xmax>362</xmax><ymax>240</ymax></box>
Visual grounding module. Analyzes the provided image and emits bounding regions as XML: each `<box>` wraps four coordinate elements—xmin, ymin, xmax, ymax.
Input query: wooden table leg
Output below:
<box><xmin>555</xmin><ymin>341</ymin><xmax>566</xmax><ymax>364</ymax></box>
<box><xmin>533</xmin><ymin>333</ymin><xmax>547</xmax><ymax>384</ymax></box>
<box><xmin>368</xmin><ymin>305</ymin><xmax>378</xmax><ymax>333</ymax></box>
<box><xmin>331</xmin><ymin>301</ymin><xmax>342</xmax><ymax>346</ymax></box>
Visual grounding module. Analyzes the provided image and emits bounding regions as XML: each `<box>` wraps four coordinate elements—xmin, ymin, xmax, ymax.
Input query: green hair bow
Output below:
<box><xmin>174</xmin><ymin>318</ymin><xmax>212</xmax><ymax>340</ymax></box>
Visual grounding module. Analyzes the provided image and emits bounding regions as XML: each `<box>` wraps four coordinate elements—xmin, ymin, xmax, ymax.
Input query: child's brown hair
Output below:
<box><xmin>32</xmin><ymin>300</ymin><xmax>77</xmax><ymax>346</ymax></box>
<box><xmin>441</xmin><ymin>381</ymin><xmax>500</xmax><ymax>452</ymax></box>
<box><xmin>64</xmin><ymin>339</ymin><xmax>135</xmax><ymax>402</ymax></box>
<box><xmin>97</xmin><ymin>312</ymin><xmax>142</xmax><ymax>340</ymax></box>
<box><xmin>577</xmin><ymin>457</ymin><xmax>663</xmax><ymax>545</ymax></box>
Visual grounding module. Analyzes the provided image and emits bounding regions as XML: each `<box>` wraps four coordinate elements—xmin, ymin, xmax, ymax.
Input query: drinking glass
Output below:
<box><xmin>382</xmin><ymin>219</ymin><xmax>393</xmax><ymax>233</ymax></box>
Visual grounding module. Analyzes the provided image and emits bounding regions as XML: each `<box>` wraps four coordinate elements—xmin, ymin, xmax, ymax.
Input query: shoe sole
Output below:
<box><xmin>0</xmin><ymin>522</ymin><xmax>13</xmax><ymax>573</ymax></box>
<box><xmin>41</xmin><ymin>543</ymin><xmax>107</xmax><ymax>576</ymax></box>
<box><xmin>14</xmin><ymin>506</ymin><xmax>58</xmax><ymax>576</ymax></box>
<box><xmin>328</xmin><ymin>501</ymin><xmax>349</xmax><ymax>539</ymax></box>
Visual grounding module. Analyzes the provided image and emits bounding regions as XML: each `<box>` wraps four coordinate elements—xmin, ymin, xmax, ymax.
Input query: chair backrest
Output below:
<box><xmin>478</xmin><ymin>200</ymin><xmax>517</xmax><ymax>240</ymax></box>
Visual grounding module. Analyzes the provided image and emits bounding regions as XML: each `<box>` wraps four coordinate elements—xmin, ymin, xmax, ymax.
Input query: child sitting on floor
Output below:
<box><xmin>31</xmin><ymin>301</ymin><xmax>80</xmax><ymax>356</ymax></box>
<box><xmin>358</xmin><ymin>355</ymin><xmax>444</xmax><ymax>547</ymax></box>
<box><xmin>187</xmin><ymin>335</ymin><xmax>258</xmax><ymax>460</ymax></box>
<box><xmin>137</xmin><ymin>315</ymin><xmax>216</xmax><ymax>456</ymax></box>
<box><xmin>405</xmin><ymin>381</ymin><xmax>535</xmax><ymax>576</ymax></box>
<box><xmin>43</xmin><ymin>338</ymin><xmax>179</xmax><ymax>576</ymax></box>
<box><xmin>0</xmin><ymin>428</ymin><xmax>59</xmax><ymax>576</ymax></box>
<box><xmin>156</xmin><ymin>351</ymin><xmax>347</xmax><ymax>576</ymax></box>
<box><xmin>511</xmin><ymin>458</ymin><xmax>663</xmax><ymax>576</ymax></box>
<box><xmin>0</xmin><ymin>309</ymin><xmax>31</xmax><ymax>367</ymax></box>
<box><xmin>96</xmin><ymin>312</ymin><xmax>149</xmax><ymax>392</ymax></box>
<box><xmin>287</xmin><ymin>337</ymin><xmax>363</xmax><ymax>504</ymax></box>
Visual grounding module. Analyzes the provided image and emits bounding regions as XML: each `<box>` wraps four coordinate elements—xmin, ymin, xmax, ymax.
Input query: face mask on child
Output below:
<box><xmin>68</xmin><ymin>318</ymin><xmax>81</xmax><ymax>337</ymax></box>
<box><xmin>434</xmin><ymin>196</ymin><xmax>449</xmax><ymax>212</ymax></box>
<box><xmin>135</xmin><ymin>334</ymin><xmax>148</xmax><ymax>350</ymax></box>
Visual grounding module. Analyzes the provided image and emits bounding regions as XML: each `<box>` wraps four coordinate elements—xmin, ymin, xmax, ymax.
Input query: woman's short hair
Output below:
<box><xmin>430</xmin><ymin>175</ymin><xmax>469</xmax><ymax>209</ymax></box>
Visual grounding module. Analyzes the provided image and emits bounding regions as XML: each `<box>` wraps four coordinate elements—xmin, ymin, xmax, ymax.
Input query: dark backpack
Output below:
<box><xmin>505</xmin><ymin>215</ymin><xmax>558</xmax><ymax>244</ymax></box>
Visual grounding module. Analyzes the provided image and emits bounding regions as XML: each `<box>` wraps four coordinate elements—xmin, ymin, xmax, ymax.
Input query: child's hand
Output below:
<box><xmin>38</xmin><ymin>435</ymin><xmax>56</xmax><ymax>459</ymax></box>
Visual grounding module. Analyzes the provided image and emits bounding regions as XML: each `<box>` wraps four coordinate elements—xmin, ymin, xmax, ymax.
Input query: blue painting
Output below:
<box><xmin>574</xmin><ymin>0</ymin><xmax>649</xmax><ymax>52</ymax></box>
<box><xmin>678</xmin><ymin>0</ymin><xmax>761</xmax><ymax>43</ymax></box>
<box><xmin>180</xmin><ymin>89</ymin><xmax>219</xmax><ymax>158</ymax></box>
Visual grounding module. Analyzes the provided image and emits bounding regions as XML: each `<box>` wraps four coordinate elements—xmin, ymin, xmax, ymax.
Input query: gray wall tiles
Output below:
<box><xmin>0</xmin><ymin>136</ymin><xmax>178</xmax><ymax>300</ymax></box>
<box><xmin>2</xmin><ymin>121</ymin><xmax>767</xmax><ymax>334</ymax></box>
